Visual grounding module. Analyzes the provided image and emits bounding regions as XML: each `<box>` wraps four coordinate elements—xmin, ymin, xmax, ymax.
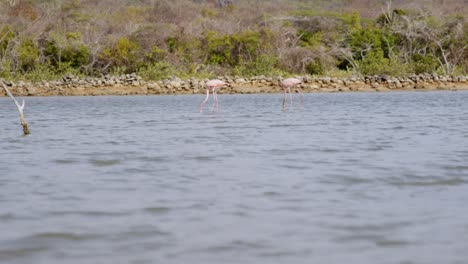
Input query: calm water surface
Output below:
<box><xmin>1</xmin><ymin>91</ymin><xmax>468</xmax><ymax>264</ymax></box>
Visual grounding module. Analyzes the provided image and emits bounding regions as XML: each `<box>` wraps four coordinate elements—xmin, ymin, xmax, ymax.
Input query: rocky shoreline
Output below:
<box><xmin>1</xmin><ymin>74</ymin><xmax>468</xmax><ymax>97</ymax></box>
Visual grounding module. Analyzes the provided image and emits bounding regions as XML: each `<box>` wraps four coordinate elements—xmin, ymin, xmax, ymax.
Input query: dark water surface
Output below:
<box><xmin>1</xmin><ymin>91</ymin><xmax>468</xmax><ymax>264</ymax></box>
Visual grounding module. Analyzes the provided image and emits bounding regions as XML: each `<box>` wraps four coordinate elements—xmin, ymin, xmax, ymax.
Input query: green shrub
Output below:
<box><xmin>359</xmin><ymin>50</ymin><xmax>409</xmax><ymax>76</ymax></box>
<box><xmin>44</xmin><ymin>32</ymin><xmax>90</xmax><ymax>70</ymax></box>
<box><xmin>145</xmin><ymin>45</ymin><xmax>166</xmax><ymax>63</ymax></box>
<box><xmin>231</xmin><ymin>31</ymin><xmax>262</xmax><ymax>64</ymax></box>
<box><xmin>203</xmin><ymin>30</ymin><xmax>275</xmax><ymax>68</ymax></box>
<box><xmin>0</xmin><ymin>27</ymin><xmax>14</xmax><ymax>53</ymax></box>
<box><xmin>233</xmin><ymin>55</ymin><xmax>285</xmax><ymax>77</ymax></box>
<box><xmin>100</xmin><ymin>37</ymin><xmax>141</xmax><ymax>73</ymax></box>
<box><xmin>137</xmin><ymin>62</ymin><xmax>182</xmax><ymax>80</ymax></box>
<box><xmin>17</xmin><ymin>38</ymin><xmax>40</xmax><ymax>72</ymax></box>
<box><xmin>411</xmin><ymin>54</ymin><xmax>439</xmax><ymax>74</ymax></box>
<box><xmin>0</xmin><ymin>60</ymin><xmax>13</xmax><ymax>80</ymax></box>
<box><xmin>62</xmin><ymin>44</ymin><xmax>89</xmax><ymax>68</ymax></box>
<box><xmin>203</xmin><ymin>31</ymin><xmax>233</xmax><ymax>65</ymax></box>
<box><xmin>349</xmin><ymin>27</ymin><xmax>383</xmax><ymax>60</ymax></box>
<box><xmin>17</xmin><ymin>61</ymin><xmax>80</xmax><ymax>82</ymax></box>
<box><xmin>306</xmin><ymin>59</ymin><xmax>325</xmax><ymax>75</ymax></box>
<box><xmin>166</xmin><ymin>37</ymin><xmax>178</xmax><ymax>53</ymax></box>
<box><xmin>299</xmin><ymin>31</ymin><xmax>323</xmax><ymax>48</ymax></box>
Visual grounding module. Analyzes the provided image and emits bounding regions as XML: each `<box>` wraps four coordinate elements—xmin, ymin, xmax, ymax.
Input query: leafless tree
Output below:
<box><xmin>420</xmin><ymin>22</ymin><xmax>467</xmax><ymax>75</ymax></box>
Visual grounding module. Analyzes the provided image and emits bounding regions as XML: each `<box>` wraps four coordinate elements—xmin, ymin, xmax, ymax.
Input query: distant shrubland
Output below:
<box><xmin>0</xmin><ymin>0</ymin><xmax>466</xmax><ymax>81</ymax></box>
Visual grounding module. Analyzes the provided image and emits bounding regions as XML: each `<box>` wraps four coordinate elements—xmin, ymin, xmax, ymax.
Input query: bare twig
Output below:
<box><xmin>381</xmin><ymin>0</ymin><xmax>393</xmax><ymax>25</ymax></box>
<box><xmin>1</xmin><ymin>81</ymin><xmax>30</xmax><ymax>135</ymax></box>
<box><xmin>7</xmin><ymin>0</ymin><xmax>17</xmax><ymax>7</ymax></box>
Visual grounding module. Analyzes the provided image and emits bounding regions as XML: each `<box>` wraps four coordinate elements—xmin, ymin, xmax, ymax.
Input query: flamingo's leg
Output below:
<box><xmin>282</xmin><ymin>89</ymin><xmax>287</xmax><ymax>111</ymax></box>
<box><xmin>199</xmin><ymin>89</ymin><xmax>210</xmax><ymax>113</ymax></box>
<box><xmin>211</xmin><ymin>88</ymin><xmax>218</xmax><ymax>111</ymax></box>
<box><xmin>288</xmin><ymin>87</ymin><xmax>293</xmax><ymax>107</ymax></box>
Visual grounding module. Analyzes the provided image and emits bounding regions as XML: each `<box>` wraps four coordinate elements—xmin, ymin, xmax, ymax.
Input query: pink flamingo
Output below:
<box><xmin>199</xmin><ymin>79</ymin><xmax>228</xmax><ymax>112</ymax></box>
<box><xmin>280</xmin><ymin>77</ymin><xmax>303</xmax><ymax>111</ymax></box>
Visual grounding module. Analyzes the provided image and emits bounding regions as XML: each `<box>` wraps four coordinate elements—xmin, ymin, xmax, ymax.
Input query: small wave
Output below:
<box><xmin>89</xmin><ymin>159</ymin><xmax>121</xmax><ymax>166</ymax></box>
<box><xmin>184</xmin><ymin>155</ymin><xmax>216</xmax><ymax>161</ymax></box>
<box><xmin>144</xmin><ymin>206</ymin><xmax>171</xmax><ymax>214</ymax></box>
<box><xmin>53</xmin><ymin>159</ymin><xmax>78</xmax><ymax>164</ymax></box>
<box><xmin>319</xmin><ymin>147</ymin><xmax>345</xmax><ymax>153</ymax></box>
<box><xmin>0</xmin><ymin>246</ymin><xmax>47</xmax><ymax>259</ymax></box>
<box><xmin>0</xmin><ymin>213</ymin><xmax>37</xmax><ymax>221</ymax></box>
<box><xmin>7</xmin><ymin>138</ymin><xmax>24</xmax><ymax>143</ymax></box>
<box><xmin>49</xmin><ymin>195</ymin><xmax>84</xmax><ymax>201</ymax></box>
<box><xmin>0</xmin><ymin>213</ymin><xmax>16</xmax><ymax>220</ymax></box>
<box><xmin>122</xmin><ymin>167</ymin><xmax>158</xmax><ymax>174</ymax></box>
<box><xmin>103</xmin><ymin>140</ymin><xmax>120</xmax><ymax>145</ymax></box>
<box><xmin>212</xmin><ymin>125</ymin><xmax>244</xmax><ymax>129</ymax></box>
<box><xmin>361</xmin><ymin>145</ymin><xmax>391</xmax><ymax>151</ymax></box>
<box><xmin>335</xmin><ymin>234</ymin><xmax>411</xmax><ymax>248</ymax></box>
<box><xmin>199</xmin><ymin>239</ymin><xmax>269</xmax><ymax>253</ymax></box>
<box><xmin>137</xmin><ymin>156</ymin><xmax>170</xmax><ymax>162</ymax></box>
<box><xmin>48</xmin><ymin>210</ymin><xmax>129</xmax><ymax>217</ymax></box>
<box><xmin>266</xmin><ymin>148</ymin><xmax>313</xmax><ymax>156</ymax></box>
<box><xmin>330</xmin><ymin>221</ymin><xmax>413</xmax><ymax>233</ymax></box>
<box><xmin>334</xmin><ymin>233</ymin><xmax>386</xmax><ymax>243</ymax></box>
<box><xmin>442</xmin><ymin>165</ymin><xmax>468</xmax><ymax>171</ymax></box>
<box><xmin>111</xmin><ymin>228</ymin><xmax>170</xmax><ymax>240</ymax></box>
<box><xmin>259</xmin><ymin>249</ymin><xmax>312</xmax><ymax>257</ymax></box>
<box><xmin>262</xmin><ymin>191</ymin><xmax>281</xmax><ymax>197</ymax></box>
<box><xmin>376</xmin><ymin>239</ymin><xmax>411</xmax><ymax>247</ymax></box>
<box><xmin>387</xmin><ymin>178</ymin><xmax>467</xmax><ymax>187</ymax></box>
<box><xmin>320</xmin><ymin>175</ymin><xmax>375</xmax><ymax>185</ymax></box>
<box><xmin>269</xmin><ymin>124</ymin><xmax>307</xmax><ymax>128</ymax></box>
<box><xmin>28</xmin><ymin>232</ymin><xmax>97</xmax><ymax>241</ymax></box>
<box><xmin>278</xmin><ymin>164</ymin><xmax>312</xmax><ymax>170</ymax></box>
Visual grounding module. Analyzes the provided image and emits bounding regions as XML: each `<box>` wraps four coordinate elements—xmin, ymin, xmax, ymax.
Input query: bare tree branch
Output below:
<box><xmin>1</xmin><ymin>80</ymin><xmax>30</xmax><ymax>135</ymax></box>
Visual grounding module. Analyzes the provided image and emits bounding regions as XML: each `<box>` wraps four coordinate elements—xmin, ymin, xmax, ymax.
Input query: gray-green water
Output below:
<box><xmin>1</xmin><ymin>91</ymin><xmax>468</xmax><ymax>264</ymax></box>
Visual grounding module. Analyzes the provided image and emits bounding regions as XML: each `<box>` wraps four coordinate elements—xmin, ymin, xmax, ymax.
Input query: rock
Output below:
<box><xmin>147</xmin><ymin>82</ymin><xmax>158</xmax><ymax>89</ymax></box>
<box><xmin>380</xmin><ymin>75</ymin><xmax>390</xmax><ymax>82</ymax></box>
<box><xmin>322</xmin><ymin>77</ymin><xmax>331</xmax><ymax>84</ymax></box>
<box><xmin>26</xmin><ymin>86</ymin><xmax>37</xmax><ymax>96</ymax></box>
<box><xmin>395</xmin><ymin>81</ymin><xmax>403</xmax><ymax>89</ymax></box>
<box><xmin>336</xmin><ymin>79</ymin><xmax>344</xmax><ymax>85</ymax></box>
<box><xmin>169</xmin><ymin>80</ymin><xmax>182</xmax><ymax>88</ymax></box>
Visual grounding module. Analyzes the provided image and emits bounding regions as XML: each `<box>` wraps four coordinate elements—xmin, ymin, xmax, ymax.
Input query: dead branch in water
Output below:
<box><xmin>1</xmin><ymin>80</ymin><xmax>30</xmax><ymax>135</ymax></box>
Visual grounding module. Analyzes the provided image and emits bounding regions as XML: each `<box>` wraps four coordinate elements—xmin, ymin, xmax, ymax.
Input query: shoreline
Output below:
<box><xmin>1</xmin><ymin>74</ymin><xmax>468</xmax><ymax>97</ymax></box>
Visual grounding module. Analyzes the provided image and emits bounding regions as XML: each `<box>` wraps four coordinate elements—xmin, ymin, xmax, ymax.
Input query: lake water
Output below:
<box><xmin>1</xmin><ymin>91</ymin><xmax>468</xmax><ymax>264</ymax></box>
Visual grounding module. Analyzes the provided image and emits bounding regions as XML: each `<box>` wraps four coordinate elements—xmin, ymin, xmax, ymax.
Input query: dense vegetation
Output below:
<box><xmin>0</xmin><ymin>0</ymin><xmax>466</xmax><ymax>81</ymax></box>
